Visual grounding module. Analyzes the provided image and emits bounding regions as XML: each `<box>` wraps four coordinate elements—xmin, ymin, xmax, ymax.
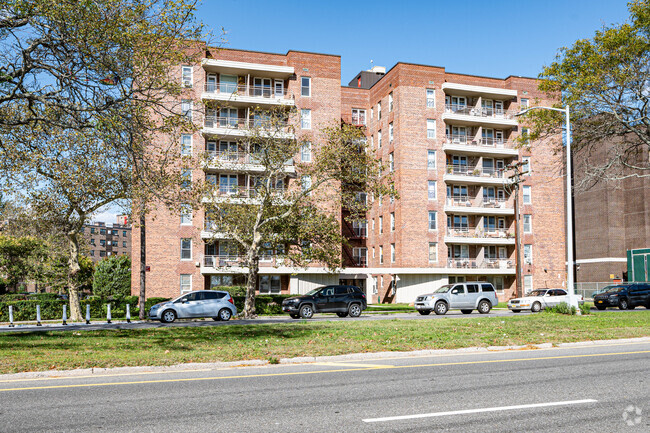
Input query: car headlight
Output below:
<box><xmin>609</xmin><ymin>294</ymin><xmax>618</xmax><ymax>298</ymax></box>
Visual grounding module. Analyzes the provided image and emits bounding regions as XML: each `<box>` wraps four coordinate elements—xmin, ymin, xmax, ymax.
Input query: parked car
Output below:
<box><xmin>414</xmin><ymin>281</ymin><xmax>498</xmax><ymax>315</ymax></box>
<box><xmin>149</xmin><ymin>290</ymin><xmax>237</xmax><ymax>323</ymax></box>
<box><xmin>593</xmin><ymin>283</ymin><xmax>650</xmax><ymax>310</ymax></box>
<box><xmin>281</xmin><ymin>285</ymin><xmax>367</xmax><ymax>319</ymax></box>
<box><xmin>508</xmin><ymin>288</ymin><xmax>583</xmax><ymax>312</ymax></box>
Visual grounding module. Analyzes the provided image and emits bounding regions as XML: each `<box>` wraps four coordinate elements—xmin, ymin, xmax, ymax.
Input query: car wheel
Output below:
<box><xmin>511</xmin><ymin>309</ymin><xmax>521</xmax><ymax>313</ymax></box>
<box><xmin>336</xmin><ymin>312</ymin><xmax>349</xmax><ymax>318</ymax></box>
<box><xmin>531</xmin><ymin>302</ymin><xmax>542</xmax><ymax>313</ymax></box>
<box><xmin>418</xmin><ymin>310</ymin><xmax>431</xmax><ymax>315</ymax></box>
<box><xmin>461</xmin><ymin>309</ymin><xmax>473</xmax><ymax>314</ymax></box>
<box><xmin>618</xmin><ymin>298</ymin><xmax>629</xmax><ymax>310</ymax></box>
<box><xmin>434</xmin><ymin>301</ymin><xmax>448</xmax><ymax>315</ymax></box>
<box><xmin>290</xmin><ymin>314</ymin><xmax>300</xmax><ymax>319</ymax></box>
<box><xmin>348</xmin><ymin>303</ymin><xmax>362</xmax><ymax>318</ymax></box>
<box><xmin>161</xmin><ymin>309</ymin><xmax>176</xmax><ymax>323</ymax></box>
<box><xmin>218</xmin><ymin>308</ymin><xmax>232</xmax><ymax>321</ymax></box>
<box><xmin>299</xmin><ymin>304</ymin><xmax>314</xmax><ymax>319</ymax></box>
<box><xmin>595</xmin><ymin>305</ymin><xmax>606</xmax><ymax>310</ymax></box>
<box><xmin>478</xmin><ymin>300</ymin><xmax>491</xmax><ymax>314</ymax></box>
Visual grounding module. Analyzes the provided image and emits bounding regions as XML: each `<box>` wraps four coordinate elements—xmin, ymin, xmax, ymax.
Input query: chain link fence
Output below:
<box><xmin>574</xmin><ymin>281</ymin><xmax>643</xmax><ymax>300</ymax></box>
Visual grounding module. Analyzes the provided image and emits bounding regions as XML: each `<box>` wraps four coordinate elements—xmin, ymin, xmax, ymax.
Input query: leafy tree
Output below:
<box><xmin>0</xmin><ymin>235</ymin><xmax>44</xmax><ymax>291</ymax></box>
<box><xmin>524</xmin><ymin>0</ymin><xmax>650</xmax><ymax>188</ymax></box>
<box><xmin>92</xmin><ymin>255</ymin><xmax>131</xmax><ymax>299</ymax></box>
<box><xmin>202</xmin><ymin>107</ymin><xmax>395</xmax><ymax>318</ymax></box>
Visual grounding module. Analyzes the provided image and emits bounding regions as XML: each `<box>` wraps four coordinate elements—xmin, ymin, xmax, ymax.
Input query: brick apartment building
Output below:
<box><xmin>131</xmin><ymin>45</ymin><xmax>566</xmax><ymax>303</ymax></box>
<box><xmin>83</xmin><ymin>220</ymin><xmax>132</xmax><ymax>262</ymax></box>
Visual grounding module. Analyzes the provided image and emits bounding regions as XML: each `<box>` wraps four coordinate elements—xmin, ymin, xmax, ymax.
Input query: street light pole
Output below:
<box><xmin>515</xmin><ymin>105</ymin><xmax>579</xmax><ymax>313</ymax></box>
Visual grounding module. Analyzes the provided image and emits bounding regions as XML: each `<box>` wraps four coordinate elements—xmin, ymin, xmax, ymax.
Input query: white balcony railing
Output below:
<box><xmin>204</xmin><ymin>116</ymin><xmax>290</xmax><ymax>130</ymax></box>
<box><xmin>204</xmin><ymin>83</ymin><xmax>291</xmax><ymax>99</ymax></box>
<box><xmin>208</xmin><ymin>185</ymin><xmax>286</xmax><ymax>198</ymax></box>
<box><xmin>445</xmin><ymin>164</ymin><xmax>505</xmax><ymax>178</ymax></box>
<box><xmin>203</xmin><ymin>255</ymin><xmax>282</xmax><ymax>268</ymax></box>
<box><xmin>446</xmin><ymin>227</ymin><xmax>513</xmax><ymax>238</ymax></box>
<box><xmin>446</xmin><ymin>258</ymin><xmax>514</xmax><ymax>269</ymax></box>
<box><xmin>206</xmin><ymin>150</ymin><xmax>294</xmax><ymax>167</ymax></box>
<box><xmin>444</xmin><ymin>104</ymin><xmax>517</xmax><ymax>120</ymax></box>
<box><xmin>445</xmin><ymin>135</ymin><xmax>513</xmax><ymax>149</ymax></box>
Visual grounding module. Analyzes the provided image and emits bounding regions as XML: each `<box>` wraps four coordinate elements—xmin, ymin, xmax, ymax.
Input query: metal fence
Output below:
<box><xmin>573</xmin><ymin>281</ymin><xmax>646</xmax><ymax>300</ymax></box>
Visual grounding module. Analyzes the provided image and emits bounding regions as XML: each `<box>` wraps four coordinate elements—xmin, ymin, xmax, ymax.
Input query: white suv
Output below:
<box><xmin>415</xmin><ymin>282</ymin><xmax>498</xmax><ymax>315</ymax></box>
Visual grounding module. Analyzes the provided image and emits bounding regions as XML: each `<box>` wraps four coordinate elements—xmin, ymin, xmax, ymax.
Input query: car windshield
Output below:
<box><xmin>602</xmin><ymin>286</ymin><xmax>624</xmax><ymax>293</ymax></box>
<box><xmin>529</xmin><ymin>290</ymin><xmax>547</xmax><ymax>297</ymax></box>
<box><xmin>434</xmin><ymin>285</ymin><xmax>452</xmax><ymax>293</ymax></box>
<box><xmin>305</xmin><ymin>288</ymin><xmax>323</xmax><ymax>296</ymax></box>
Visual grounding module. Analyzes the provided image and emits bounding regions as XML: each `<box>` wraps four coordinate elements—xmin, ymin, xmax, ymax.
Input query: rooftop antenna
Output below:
<box><xmin>370</xmin><ymin>59</ymin><xmax>374</xmax><ymax>70</ymax></box>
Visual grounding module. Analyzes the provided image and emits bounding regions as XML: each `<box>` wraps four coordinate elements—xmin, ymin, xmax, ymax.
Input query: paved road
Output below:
<box><xmin>0</xmin><ymin>309</ymin><xmax>537</xmax><ymax>333</ymax></box>
<box><xmin>1</xmin><ymin>340</ymin><xmax>648</xmax><ymax>432</ymax></box>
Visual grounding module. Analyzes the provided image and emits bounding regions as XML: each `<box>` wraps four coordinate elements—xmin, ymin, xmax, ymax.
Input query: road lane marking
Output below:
<box><xmin>313</xmin><ymin>362</ymin><xmax>394</xmax><ymax>368</ymax></box>
<box><xmin>0</xmin><ymin>350</ymin><xmax>648</xmax><ymax>392</ymax></box>
<box><xmin>362</xmin><ymin>399</ymin><xmax>599</xmax><ymax>423</ymax></box>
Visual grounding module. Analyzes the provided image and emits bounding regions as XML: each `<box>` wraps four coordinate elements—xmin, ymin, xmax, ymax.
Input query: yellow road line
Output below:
<box><xmin>1</xmin><ymin>350</ymin><xmax>648</xmax><ymax>393</ymax></box>
<box><xmin>313</xmin><ymin>362</ymin><xmax>394</xmax><ymax>368</ymax></box>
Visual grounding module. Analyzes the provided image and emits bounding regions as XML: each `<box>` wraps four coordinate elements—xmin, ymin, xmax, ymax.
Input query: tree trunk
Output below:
<box><xmin>67</xmin><ymin>232</ymin><xmax>83</xmax><ymax>321</ymax></box>
<box><xmin>243</xmin><ymin>253</ymin><xmax>259</xmax><ymax>318</ymax></box>
<box><xmin>139</xmin><ymin>213</ymin><xmax>146</xmax><ymax>319</ymax></box>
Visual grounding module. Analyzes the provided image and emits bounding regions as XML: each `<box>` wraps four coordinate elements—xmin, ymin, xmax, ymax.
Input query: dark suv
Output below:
<box><xmin>593</xmin><ymin>283</ymin><xmax>650</xmax><ymax>310</ymax></box>
<box><xmin>282</xmin><ymin>285</ymin><xmax>367</xmax><ymax>319</ymax></box>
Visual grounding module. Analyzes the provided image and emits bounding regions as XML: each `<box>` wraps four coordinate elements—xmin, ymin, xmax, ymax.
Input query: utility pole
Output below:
<box><xmin>506</xmin><ymin>161</ymin><xmax>528</xmax><ymax>298</ymax></box>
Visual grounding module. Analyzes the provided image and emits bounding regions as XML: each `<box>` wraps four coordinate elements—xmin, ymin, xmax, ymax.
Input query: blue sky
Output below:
<box><xmin>198</xmin><ymin>0</ymin><xmax>631</xmax><ymax>83</ymax></box>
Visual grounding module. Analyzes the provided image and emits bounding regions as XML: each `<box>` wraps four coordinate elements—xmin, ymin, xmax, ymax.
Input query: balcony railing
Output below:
<box><xmin>204</xmin><ymin>116</ymin><xmax>290</xmax><ymax>130</ymax></box>
<box><xmin>204</xmin><ymin>83</ymin><xmax>291</xmax><ymax>99</ymax></box>
<box><xmin>206</xmin><ymin>150</ymin><xmax>294</xmax><ymax>167</ymax></box>
<box><xmin>446</xmin><ymin>196</ymin><xmax>509</xmax><ymax>209</ymax></box>
<box><xmin>446</xmin><ymin>227</ymin><xmax>512</xmax><ymax>238</ymax></box>
<box><xmin>445</xmin><ymin>164</ymin><xmax>505</xmax><ymax>178</ymax></box>
<box><xmin>203</xmin><ymin>255</ymin><xmax>282</xmax><ymax>268</ymax></box>
<box><xmin>208</xmin><ymin>185</ymin><xmax>286</xmax><ymax>198</ymax></box>
<box><xmin>446</xmin><ymin>258</ymin><xmax>514</xmax><ymax>269</ymax></box>
<box><xmin>444</xmin><ymin>104</ymin><xmax>516</xmax><ymax>119</ymax></box>
<box><xmin>445</xmin><ymin>135</ymin><xmax>513</xmax><ymax>149</ymax></box>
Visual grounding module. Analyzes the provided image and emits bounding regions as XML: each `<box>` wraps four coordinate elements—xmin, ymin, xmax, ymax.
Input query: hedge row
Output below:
<box><xmin>0</xmin><ymin>295</ymin><xmax>294</xmax><ymax>321</ymax></box>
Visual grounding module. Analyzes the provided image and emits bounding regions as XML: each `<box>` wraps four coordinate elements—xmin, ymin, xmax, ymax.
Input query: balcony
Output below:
<box><xmin>203</xmin><ymin>185</ymin><xmax>288</xmax><ymax>205</ymax></box>
<box><xmin>447</xmin><ymin>258</ymin><xmax>514</xmax><ymax>270</ymax></box>
<box><xmin>444</xmin><ymin>196</ymin><xmax>514</xmax><ymax>215</ymax></box>
<box><xmin>202</xmin><ymin>116</ymin><xmax>294</xmax><ymax>139</ymax></box>
<box><xmin>442</xmin><ymin>104</ymin><xmax>518</xmax><ymax>128</ymax></box>
<box><xmin>202</xmin><ymin>83</ymin><xmax>294</xmax><ymax>106</ymax></box>
<box><xmin>202</xmin><ymin>254</ymin><xmax>287</xmax><ymax>272</ymax></box>
<box><xmin>205</xmin><ymin>150</ymin><xmax>296</xmax><ymax>175</ymax></box>
<box><xmin>441</xmin><ymin>82</ymin><xmax>518</xmax><ymax>100</ymax></box>
<box><xmin>443</xmin><ymin>164</ymin><xmax>510</xmax><ymax>185</ymax></box>
<box><xmin>444</xmin><ymin>227</ymin><xmax>515</xmax><ymax>245</ymax></box>
<box><xmin>442</xmin><ymin>135</ymin><xmax>519</xmax><ymax>158</ymax></box>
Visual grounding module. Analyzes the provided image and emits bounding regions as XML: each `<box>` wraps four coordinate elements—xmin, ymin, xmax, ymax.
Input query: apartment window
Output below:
<box><xmin>301</xmin><ymin>109</ymin><xmax>311</xmax><ymax>129</ymax></box>
<box><xmin>427</xmin><ymin>150</ymin><xmax>436</xmax><ymax>170</ymax></box>
<box><xmin>379</xmin><ymin>216</ymin><xmax>383</xmax><ymax>234</ymax></box>
<box><xmin>522</xmin><ymin>156</ymin><xmax>531</xmax><ymax>174</ymax></box>
<box><xmin>181</xmin><ymin>100</ymin><xmax>192</xmax><ymax>120</ymax></box>
<box><xmin>301</xmin><ymin>142</ymin><xmax>312</xmax><ymax>162</ymax></box>
<box><xmin>352</xmin><ymin>108</ymin><xmax>366</xmax><ymax>125</ymax></box>
<box><xmin>90</xmin><ymin>250</ymin><xmax>94</xmax><ymax>257</ymax></box>
<box><xmin>112</xmin><ymin>230</ymin><xmax>118</xmax><ymax>236</ymax></box>
<box><xmin>391</xmin><ymin>243</ymin><xmax>395</xmax><ymax>262</ymax></box>
<box><xmin>301</xmin><ymin>77</ymin><xmax>311</xmax><ymax>97</ymax></box>
<box><xmin>427</xmin><ymin>119</ymin><xmax>436</xmax><ymax>139</ymax></box>
<box><xmin>521</xmin><ymin>98</ymin><xmax>529</xmax><ymax>110</ymax></box>
<box><xmin>389</xmin><ymin>92</ymin><xmax>394</xmax><ymax>112</ymax></box>
<box><xmin>378</xmin><ymin>130</ymin><xmax>382</xmax><ymax>148</ymax></box>
<box><xmin>523</xmin><ymin>214</ymin><xmax>532</xmax><ymax>233</ymax></box>
<box><xmin>377</xmin><ymin>101</ymin><xmax>382</xmax><ymax>120</ymax></box>
<box><xmin>180</xmin><ymin>274</ymin><xmax>192</xmax><ymax>293</ymax></box>
<box><xmin>123</xmin><ymin>231</ymin><xmax>127</xmax><ymax>237</ymax></box>
<box><xmin>428</xmin><ymin>180</ymin><xmax>437</xmax><ymax>200</ymax></box>
<box><xmin>378</xmin><ymin>195</ymin><xmax>382</xmax><ymax>207</ymax></box>
<box><xmin>180</xmin><ymin>238</ymin><xmax>192</xmax><ymax>260</ymax></box>
<box><xmin>100</xmin><ymin>239</ymin><xmax>106</xmax><ymax>247</ymax></box>
<box><xmin>90</xmin><ymin>238</ymin><xmax>95</xmax><ymax>245</ymax></box>
<box><xmin>100</xmin><ymin>251</ymin><xmax>106</xmax><ymax>257</ymax></box>
<box><xmin>523</xmin><ymin>185</ymin><xmax>531</xmax><ymax>204</ymax></box>
<box><xmin>100</xmin><ymin>228</ymin><xmax>106</xmax><ymax>235</ymax></box>
<box><xmin>181</xmin><ymin>134</ymin><xmax>192</xmax><ymax>156</ymax></box>
<box><xmin>524</xmin><ymin>275</ymin><xmax>533</xmax><ymax>293</ymax></box>
<box><xmin>389</xmin><ymin>122</ymin><xmax>394</xmax><ymax>142</ymax></box>
<box><xmin>180</xmin><ymin>204</ymin><xmax>192</xmax><ymax>225</ymax></box>
<box><xmin>428</xmin><ymin>211</ymin><xmax>437</xmax><ymax>230</ymax></box>
<box><xmin>389</xmin><ymin>152</ymin><xmax>394</xmax><ymax>172</ymax></box>
<box><xmin>301</xmin><ymin>175</ymin><xmax>312</xmax><ymax>195</ymax></box>
<box><xmin>259</xmin><ymin>275</ymin><xmax>282</xmax><ymax>294</ymax></box>
<box><xmin>524</xmin><ymin>244</ymin><xmax>533</xmax><ymax>264</ymax></box>
<box><xmin>429</xmin><ymin>242</ymin><xmax>437</xmax><ymax>262</ymax></box>
<box><xmin>181</xmin><ymin>66</ymin><xmax>192</xmax><ymax>88</ymax></box>
<box><xmin>372</xmin><ymin>218</ymin><xmax>375</xmax><ymax>231</ymax></box>
<box><xmin>90</xmin><ymin>227</ymin><xmax>96</xmax><ymax>234</ymax></box>
<box><xmin>390</xmin><ymin>212</ymin><xmax>395</xmax><ymax>231</ymax></box>
<box><xmin>379</xmin><ymin>246</ymin><xmax>384</xmax><ymax>264</ymax></box>
<box><xmin>122</xmin><ymin>241</ymin><xmax>127</xmax><ymax>248</ymax></box>
<box><xmin>372</xmin><ymin>247</ymin><xmax>376</xmax><ymax>259</ymax></box>
<box><xmin>181</xmin><ymin>169</ymin><xmax>192</xmax><ymax>190</ymax></box>
<box><xmin>356</xmin><ymin>192</ymin><xmax>367</xmax><ymax>204</ymax></box>
<box><xmin>521</xmin><ymin>127</ymin><xmax>530</xmax><ymax>145</ymax></box>
<box><xmin>370</xmin><ymin>135</ymin><xmax>374</xmax><ymax>148</ymax></box>
<box><xmin>426</xmin><ymin>89</ymin><xmax>435</xmax><ymax>108</ymax></box>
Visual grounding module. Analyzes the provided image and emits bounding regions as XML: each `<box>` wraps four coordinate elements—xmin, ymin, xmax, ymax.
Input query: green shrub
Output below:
<box><xmin>92</xmin><ymin>255</ymin><xmax>131</xmax><ymax>299</ymax></box>
<box><xmin>232</xmin><ymin>295</ymin><xmax>294</xmax><ymax>315</ymax></box>
<box><xmin>545</xmin><ymin>302</ymin><xmax>577</xmax><ymax>315</ymax></box>
<box><xmin>215</xmin><ymin>286</ymin><xmax>247</xmax><ymax>296</ymax></box>
<box><xmin>579</xmin><ymin>303</ymin><xmax>591</xmax><ymax>315</ymax></box>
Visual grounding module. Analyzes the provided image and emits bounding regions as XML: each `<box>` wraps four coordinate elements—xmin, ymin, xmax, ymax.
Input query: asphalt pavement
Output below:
<box><xmin>0</xmin><ymin>339</ymin><xmax>648</xmax><ymax>432</ymax></box>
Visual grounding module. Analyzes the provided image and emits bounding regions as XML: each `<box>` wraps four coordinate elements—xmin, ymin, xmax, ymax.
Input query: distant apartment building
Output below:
<box><xmin>83</xmin><ymin>221</ymin><xmax>132</xmax><ymax>262</ymax></box>
<box><xmin>131</xmin><ymin>45</ymin><xmax>566</xmax><ymax>303</ymax></box>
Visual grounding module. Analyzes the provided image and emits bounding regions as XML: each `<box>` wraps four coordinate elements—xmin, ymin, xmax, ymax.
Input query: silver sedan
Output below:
<box><xmin>149</xmin><ymin>290</ymin><xmax>237</xmax><ymax>323</ymax></box>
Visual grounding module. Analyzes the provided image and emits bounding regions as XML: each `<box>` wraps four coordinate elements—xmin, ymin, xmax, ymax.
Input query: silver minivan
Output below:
<box><xmin>414</xmin><ymin>281</ymin><xmax>498</xmax><ymax>315</ymax></box>
<box><xmin>149</xmin><ymin>290</ymin><xmax>237</xmax><ymax>323</ymax></box>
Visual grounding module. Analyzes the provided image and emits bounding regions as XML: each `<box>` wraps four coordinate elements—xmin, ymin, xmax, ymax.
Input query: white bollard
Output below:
<box><xmin>8</xmin><ymin>305</ymin><xmax>14</xmax><ymax>327</ymax></box>
<box><xmin>62</xmin><ymin>304</ymin><xmax>67</xmax><ymax>325</ymax></box>
<box><xmin>107</xmin><ymin>304</ymin><xmax>111</xmax><ymax>324</ymax></box>
<box><xmin>36</xmin><ymin>304</ymin><xmax>42</xmax><ymax>326</ymax></box>
<box><xmin>126</xmin><ymin>304</ymin><xmax>131</xmax><ymax>323</ymax></box>
<box><xmin>86</xmin><ymin>304</ymin><xmax>91</xmax><ymax>324</ymax></box>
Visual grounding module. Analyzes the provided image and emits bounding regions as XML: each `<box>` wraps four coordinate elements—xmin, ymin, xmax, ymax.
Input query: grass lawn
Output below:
<box><xmin>1</xmin><ymin>311</ymin><xmax>648</xmax><ymax>374</ymax></box>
